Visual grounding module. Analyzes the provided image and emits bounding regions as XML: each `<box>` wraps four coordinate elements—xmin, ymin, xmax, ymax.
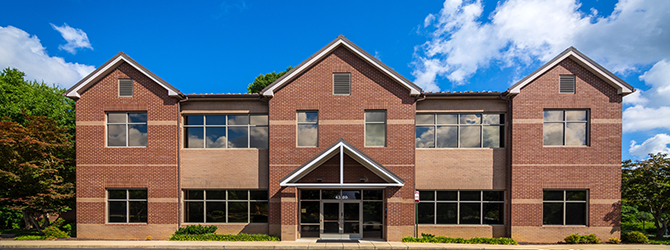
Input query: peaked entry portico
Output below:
<box><xmin>280</xmin><ymin>139</ymin><xmax>404</xmax><ymax>239</ymax></box>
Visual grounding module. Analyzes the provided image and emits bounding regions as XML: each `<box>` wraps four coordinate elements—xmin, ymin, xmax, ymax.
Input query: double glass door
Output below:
<box><xmin>322</xmin><ymin>201</ymin><xmax>360</xmax><ymax>239</ymax></box>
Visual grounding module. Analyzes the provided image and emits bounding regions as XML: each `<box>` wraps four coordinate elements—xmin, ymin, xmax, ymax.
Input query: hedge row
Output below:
<box><xmin>169</xmin><ymin>233</ymin><xmax>280</xmax><ymax>241</ymax></box>
<box><xmin>402</xmin><ymin>233</ymin><xmax>517</xmax><ymax>245</ymax></box>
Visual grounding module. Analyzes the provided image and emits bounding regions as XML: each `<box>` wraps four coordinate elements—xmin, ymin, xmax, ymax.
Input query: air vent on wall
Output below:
<box><xmin>333</xmin><ymin>73</ymin><xmax>350</xmax><ymax>95</ymax></box>
<box><xmin>119</xmin><ymin>79</ymin><xmax>133</xmax><ymax>97</ymax></box>
<box><xmin>559</xmin><ymin>75</ymin><xmax>575</xmax><ymax>94</ymax></box>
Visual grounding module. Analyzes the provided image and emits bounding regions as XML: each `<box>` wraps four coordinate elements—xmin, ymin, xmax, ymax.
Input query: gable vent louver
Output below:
<box><xmin>119</xmin><ymin>79</ymin><xmax>133</xmax><ymax>97</ymax></box>
<box><xmin>559</xmin><ymin>75</ymin><xmax>575</xmax><ymax>94</ymax></box>
<box><xmin>333</xmin><ymin>73</ymin><xmax>351</xmax><ymax>95</ymax></box>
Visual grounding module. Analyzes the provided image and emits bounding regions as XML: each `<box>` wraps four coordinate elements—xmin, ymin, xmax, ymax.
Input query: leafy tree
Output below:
<box><xmin>0</xmin><ymin>68</ymin><xmax>75</xmax><ymax>132</ymax></box>
<box><xmin>0</xmin><ymin>115</ymin><xmax>75</xmax><ymax>232</ymax></box>
<box><xmin>247</xmin><ymin>66</ymin><xmax>293</xmax><ymax>93</ymax></box>
<box><xmin>622</xmin><ymin>153</ymin><xmax>670</xmax><ymax>239</ymax></box>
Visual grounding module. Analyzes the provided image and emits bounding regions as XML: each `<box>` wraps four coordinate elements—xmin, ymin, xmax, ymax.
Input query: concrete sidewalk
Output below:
<box><xmin>0</xmin><ymin>240</ymin><xmax>668</xmax><ymax>250</ymax></box>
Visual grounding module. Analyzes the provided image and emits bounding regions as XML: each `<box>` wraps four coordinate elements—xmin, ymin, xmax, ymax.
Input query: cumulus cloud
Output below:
<box><xmin>413</xmin><ymin>0</ymin><xmax>670</xmax><ymax>91</ymax></box>
<box><xmin>0</xmin><ymin>26</ymin><xmax>95</xmax><ymax>88</ymax></box>
<box><xmin>629</xmin><ymin>134</ymin><xmax>670</xmax><ymax>158</ymax></box>
<box><xmin>50</xmin><ymin>23</ymin><xmax>93</xmax><ymax>54</ymax></box>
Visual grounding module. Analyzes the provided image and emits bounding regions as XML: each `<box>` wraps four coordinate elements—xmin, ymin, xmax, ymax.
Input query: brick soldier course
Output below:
<box><xmin>64</xmin><ymin>35</ymin><xmax>634</xmax><ymax>242</ymax></box>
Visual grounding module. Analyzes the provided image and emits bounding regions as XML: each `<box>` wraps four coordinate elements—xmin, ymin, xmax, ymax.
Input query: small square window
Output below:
<box><xmin>119</xmin><ymin>79</ymin><xmax>133</xmax><ymax>97</ymax></box>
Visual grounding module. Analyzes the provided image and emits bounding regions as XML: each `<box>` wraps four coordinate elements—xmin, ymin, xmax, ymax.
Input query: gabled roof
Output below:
<box><xmin>507</xmin><ymin>47</ymin><xmax>634</xmax><ymax>96</ymax></box>
<box><xmin>64</xmin><ymin>52</ymin><xmax>183</xmax><ymax>99</ymax></box>
<box><xmin>279</xmin><ymin>138</ymin><xmax>404</xmax><ymax>188</ymax></box>
<box><xmin>261</xmin><ymin>35</ymin><xmax>422</xmax><ymax>97</ymax></box>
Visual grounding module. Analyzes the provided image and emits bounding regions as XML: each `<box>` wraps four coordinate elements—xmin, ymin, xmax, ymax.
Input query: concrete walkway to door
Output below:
<box><xmin>0</xmin><ymin>239</ymin><xmax>668</xmax><ymax>249</ymax></box>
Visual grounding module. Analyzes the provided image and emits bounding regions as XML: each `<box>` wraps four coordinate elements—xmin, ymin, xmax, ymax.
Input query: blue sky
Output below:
<box><xmin>1</xmin><ymin>0</ymin><xmax>669</xmax><ymax>161</ymax></box>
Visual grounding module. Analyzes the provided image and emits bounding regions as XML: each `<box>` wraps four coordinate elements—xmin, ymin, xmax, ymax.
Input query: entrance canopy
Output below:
<box><xmin>279</xmin><ymin>138</ymin><xmax>404</xmax><ymax>188</ymax></box>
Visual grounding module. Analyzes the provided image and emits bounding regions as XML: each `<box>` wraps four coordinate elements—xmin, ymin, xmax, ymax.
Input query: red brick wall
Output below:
<box><xmin>268</xmin><ymin>46</ymin><xmax>417</xmax><ymax>239</ymax></box>
<box><xmin>510</xmin><ymin>58</ymin><xmax>622</xmax><ymax>242</ymax></box>
<box><xmin>75</xmin><ymin>62</ymin><xmax>180</xmax><ymax>239</ymax></box>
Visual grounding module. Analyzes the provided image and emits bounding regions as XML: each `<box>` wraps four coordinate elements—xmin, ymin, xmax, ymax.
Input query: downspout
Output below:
<box><xmin>177</xmin><ymin>95</ymin><xmax>188</xmax><ymax>229</ymax></box>
<box><xmin>499</xmin><ymin>93</ymin><xmax>512</xmax><ymax>238</ymax></box>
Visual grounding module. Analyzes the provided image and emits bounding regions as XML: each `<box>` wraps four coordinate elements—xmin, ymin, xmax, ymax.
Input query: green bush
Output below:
<box><xmin>41</xmin><ymin>218</ymin><xmax>69</xmax><ymax>239</ymax></box>
<box><xmin>401</xmin><ymin>233</ymin><xmax>517</xmax><ymax>245</ymax></box>
<box><xmin>14</xmin><ymin>235</ymin><xmax>47</xmax><ymax>240</ymax></box>
<box><xmin>563</xmin><ymin>234</ymin><xmax>600</xmax><ymax>244</ymax></box>
<box><xmin>174</xmin><ymin>224</ymin><xmax>218</xmax><ymax>235</ymax></box>
<box><xmin>621</xmin><ymin>221</ymin><xmax>656</xmax><ymax>234</ymax></box>
<box><xmin>169</xmin><ymin>233</ymin><xmax>280</xmax><ymax>241</ymax></box>
<box><xmin>609</xmin><ymin>237</ymin><xmax>621</xmax><ymax>244</ymax></box>
<box><xmin>623</xmin><ymin>231</ymin><xmax>648</xmax><ymax>243</ymax></box>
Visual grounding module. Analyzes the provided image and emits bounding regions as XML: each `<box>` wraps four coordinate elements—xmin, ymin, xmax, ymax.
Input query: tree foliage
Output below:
<box><xmin>0</xmin><ymin>115</ymin><xmax>75</xmax><ymax>232</ymax></box>
<box><xmin>247</xmin><ymin>66</ymin><xmax>293</xmax><ymax>93</ymax></box>
<box><xmin>622</xmin><ymin>153</ymin><xmax>670</xmax><ymax>239</ymax></box>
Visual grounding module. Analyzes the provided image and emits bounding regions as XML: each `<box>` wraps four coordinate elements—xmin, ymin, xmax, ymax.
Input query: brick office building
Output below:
<box><xmin>64</xmin><ymin>35</ymin><xmax>633</xmax><ymax>242</ymax></box>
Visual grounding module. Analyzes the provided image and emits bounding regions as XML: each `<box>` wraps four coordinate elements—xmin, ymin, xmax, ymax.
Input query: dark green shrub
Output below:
<box><xmin>623</xmin><ymin>231</ymin><xmax>648</xmax><ymax>243</ymax></box>
<box><xmin>14</xmin><ymin>235</ymin><xmax>46</xmax><ymax>240</ymax></box>
<box><xmin>564</xmin><ymin>233</ymin><xmax>600</xmax><ymax>244</ymax></box>
<box><xmin>42</xmin><ymin>218</ymin><xmax>69</xmax><ymax>239</ymax></box>
<box><xmin>564</xmin><ymin>234</ymin><xmax>581</xmax><ymax>244</ymax></box>
<box><xmin>169</xmin><ymin>233</ymin><xmax>280</xmax><ymax>241</ymax></box>
<box><xmin>174</xmin><ymin>224</ymin><xmax>218</xmax><ymax>235</ymax></box>
<box><xmin>621</xmin><ymin>221</ymin><xmax>656</xmax><ymax>234</ymax></box>
<box><xmin>402</xmin><ymin>235</ymin><xmax>517</xmax><ymax>245</ymax></box>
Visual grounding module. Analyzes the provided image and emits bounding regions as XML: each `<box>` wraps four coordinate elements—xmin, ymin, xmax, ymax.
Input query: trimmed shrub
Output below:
<box><xmin>609</xmin><ymin>237</ymin><xmax>621</xmax><ymax>244</ymax></box>
<box><xmin>623</xmin><ymin>231</ymin><xmax>648</xmax><ymax>243</ymax></box>
<box><xmin>174</xmin><ymin>224</ymin><xmax>217</xmax><ymax>235</ymax></box>
<box><xmin>564</xmin><ymin>234</ymin><xmax>600</xmax><ymax>244</ymax></box>
<box><xmin>401</xmin><ymin>234</ymin><xmax>517</xmax><ymax>245</ymax></box>
<box><xmin>14</xmin><ymin>235</ymin><xmax>46</xmax><ymax>240</ymax></box>
<box><xmin>169</xmin><ymin>233</ymin><xmax>280</xmax><ymax>241</ymax></box>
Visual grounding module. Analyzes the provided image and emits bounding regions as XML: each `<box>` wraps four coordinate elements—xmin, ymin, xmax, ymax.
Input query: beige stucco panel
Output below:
<box><xmin>419</xmin><ymin>225</ymin><xmax>506</xmax><ymax>238</ymax></box>
<box><xmin>415</xmin><ymin>149</ymin><xmax>506</xmax><ymax>190</ymax></box>
<box><xmin>182</xmin><ymin>223</ymin><xmax>268</xmax><ymax>235</ymax></box>
<box><xmin>77</xmin><ymin>224</ymin><xmax>177</xmax><ymax>240</ymax></box>
<box><xmin>416</xmin><ymin>99</ymin><xmax>507</xmax><ymax>113</ymax></box>
<box><xmin>181</xmin><ymin>149</ymin><xmax>269</xmax><ymax>189</ymax></box>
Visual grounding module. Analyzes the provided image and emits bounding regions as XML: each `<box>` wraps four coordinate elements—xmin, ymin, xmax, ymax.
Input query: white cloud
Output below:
<box><xmin>623</xmin><ymin>105</ymin><xmax>670</xmax><ymax>132</ymax></box>
<box><xmin>623</xmin><ymin>60</ymin><xmax>670</xmax><ymax>132</ymax></box>
<box><xmin>629</xmin><ymin>134</ymin><xmax>670</xmax><ymax>158</ymax></box>
<box><xmin>50</xmin><ymin>23</ymin><xmax>93</xmax><ymax>54</ymax></box>
<box><xmin>0</xmin><ymin>25</ymin><xmax>95</xmax><ymax>88</ymax></box>
<box><xmin>413</xmin><ymin>0</ymin><xmax>670</xmax><ymax>91</ymax></box>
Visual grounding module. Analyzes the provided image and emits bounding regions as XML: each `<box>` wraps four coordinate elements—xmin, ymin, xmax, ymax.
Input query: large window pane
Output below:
<box><xmin>228</xmin><ymin>190</ymin><xmax>248</xmax><ymax>200</ymax></box>
<box><xmin>565</xmin><ymin>203</ymin><xmax>586</xmax><ymax>225</ymax></box>
<box><xmin>250</xmin><ymin>115</ymin><xmax>268</xmax><ymax>125</ymax></box>
<box><xmin>250</xmin><ymin>202</ymin><xmax>268</xmax><ymax>223</ymax></box>
<box><xmin>206</xmin><ymin>127</ymin><xmax>227</xmax><ymax>148</ymax></box>
<box><xmin>419</xmin><ymin>191</ymin><xmax>434</xmax><ymax>201</ymax></box>
<box><xmin>228</xmin><ymin>127</ymin><xmax>248</xmax><ymax>148</ymax></box>
<box><xmin>566</xmin><ymin>110</ymin><xmax>587</xmax><ymax>121</ymax></box>
<box><xmin>543</xmin><ymin>111</ymin><xmax>563</xmax><ymax>122</ymax></box>
<box><xmin>228</xmin><ymin>115</ymin><xmax>249</xmax><ymax>125</ymax></box>
<box><xmin>128</xmin><ymin>113</ymin><xmax>147</xmax><ymax>123</ymax></box>
<box><xmin>363</xmin><ymin>190</ymin><xmax>384</xmax><ymax>200</ymax></box>
<box><xmin>207</xmin><ymin>190</ymin><xmax>226</xmax><ymax>200</ymax></box>
<box><xmin>186</xmin><ymin>190</ymin><xmax>204</xmax><ymax>200</ymax></box>
<box><xmin>436</xmin><ymin>126</ymin><xmax>458</xmax><ymax>148</ymax></box>
<box><xmin>483</xmin><ymin>191</ymin><xmax>503</xmax><ymax>201</ymax></box>
<box><xmin>108</xmin><ymin>190</ymin><xmax>126</xmax><ymax>199</ymax></box>
<box><xmin>543</xmin><ymin>123</ymin><xmax>563</xmax><ymax>146</ymax></box>
<box><xmin>205</xmin><ymin>115</ymin><xmax>226</xmax><ymax>125</ymax></box>
<box><xmin>566</xmin><ymin>191</ymin><xmax>586</xmax><ymax>201</ymax></box>
<box><xmin>363</xmin><ymin>202</ymin><xmax>383</xmax><ymax>224</ymax></box>
<box><xmin>543</xmin><ymin>191</ymin><xmax>563</xmax><ymax>201</ymax></box>
<box><xmin>228</xmin><ymin>202</ymin><xmax>248</xmax><ymax>223</ymax></box>
<box><xmin>298</xmin><ymin>124</ymin><xmax>318</xmax><ymax>147</ymax></box>
<box><xmin>365</xmin><ymin>111</ymin><xmax>386</xmax><ymax>122</ymax></box>
<box><xmin>565</xmin><ymin>122</ymin><xmax>586</xmax><ymax>146</ymax></box>
<box><xmin>185</xmin><ymin>127</ymin><xmax>204</xmax><ymax>148</ymax></box>
<box><xmin>108</xmin><ymin>124</ymin><xmax>126</xmax><ymax>146</ymax></box>
<box><xmin>460</xmin><ymin>203</ymin><xmax>481</xmax><ymax>224</ymax></box>
<box><xmin>185</xmin><ymin>115</ymin><xmax>204</xmax><ymax>125</ymax></box>
<box><xmin>365</xmin><ymin>124</ymin><xmax>385</xmax><ymax>146</ymax></box>
<box><xmin>206</xmin><ymin>202</ymin><xmax>226</xmax><ymax>223</ymax></box>
<box><xmin>460</xmin><ymin>126</ymin><xmax>481</xmax><ymax>148</ymax></box>
<box><xmin>417</xmin><ymin>203</ymin><xmax>435</xmax><ymax>224</ymax></box>
<box><xmin>437</xmin><ymin>191</ymin><xmax>457</xmax><ymax>201</ymax></box>
<box><xmin>436</xmin><ymin>203</ymin><xmax>457</xmax><ymax>224</ymax></box>
<box><xmin>482</xmin><ymin>114</ymin><xmax>503</xmax><ymax>124</ymax></box>
<box><xmin>415</xmin><ymin>127</ymin><xmax>434</xmax><ymax>148</ymax></box>
<box><xmin>297</xmin><ymin>112</ymin><xmax>318</xmax><ymax>123</ymax></box>
<box><xmin>129</xmin><ymin>201</ymin><xmax>148</xmax><ymax>222</ymax></box>
<box><xmin>108</xmin><ymin>113</ymin><xmax>126</xmax><ymax>123</ymax></box>
<box><xmin>250</xmin><ymin>127</ymin><xmax>268</xmax><ymax>148</ymax></box>
<box><xmin>300</xmin><ymin>190</ymin><xmax>320</xmax><ymax>200</ymax></box>
<box><xmin>460</xmin><ymin>191</ymin><xmax>481</xmax><ymax>201</ymax></box>
<box><xmin>482</xmin><ymin>126</ymin><xmax>501</xmax><ymax>148</ymax></box>
<box><xmin>483</xmin><ymin>203</ymin><xmax>503</xmax><ymax>224</ymax></box>
<box><xmin>185</xmin><ymin>201</ymin><xmax>204</xmax><ymax>222</ymax></box>
<box><xmin>108</xmin><ymin>201</ymin><xmax>127</xmax><ymax>222</ymax></box>
<box><xmin>416</xmin><ymin>114</ymin><xmax>434</xmax><ymax>125</ymax></box>
<box><xmin>543</xmin><ymin>203</ymin><xmax>563</xmax><ymax>225</ymax></box>
<box><xmin>301</xmin><ymin>201</ymin><xmax>320</xmax><ymax>223</ymax></box>
<box><xmin>128</xmin><ymin>124</ymin><xmax>147</xmax><ymax>146</ymax></box>
<box><xmin>129</xmin><ymin>190</ymin><xmax>147</xmax><ymax>199</ymax></box>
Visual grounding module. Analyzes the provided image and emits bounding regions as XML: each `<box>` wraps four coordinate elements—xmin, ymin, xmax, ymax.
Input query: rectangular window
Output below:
<box><xmin>184</xmin><ymin>114</ymin><xmax>268</xmax><ymax>149</ymax></box>
<box><xmin>543</xmin><ymin>110</ymin><xmax>588</xmax><ymax>146</ymax></box>
<box><xmin>183</xmin><ymin>190</ymin><xmax>268</xmax><ymax>223</ymax></box>
<box><xmin>119</xmin><ymin>79</ymin><xmax>133</xmax><ymax>97</ymax></box>
<box><xmin>543</xmin><ymin>190</ymin><xmax>587</xmax><ymax>226</ymax></box>
<box><xmin>416</xmin><ymin>113</ymin><xmax>505</xmax><ymax>148</ymax></box>
<box><xmin>108</xmin><ymin>189</ymin><xmax>147</xmax><ymax>223</ymax></box>
<box><xmin>297</xmin><ymin>111</ymin><xmax>318</xmax><ymax>147</ymax></box>
<box><xmin>559</xmin><ymin>75</ymin><xmax>575</xmax><ymax>94</ymax></box>
<box><xmin>107</xmin><ymin>112</ymin><xmax>147</xmax><ymax>147</ymax></box>
<box><xmin>333</xmin><ymin>73</ymin><xmax>351</xmax><ymax>95</ymax></box>
<box><xmin>365</xmin><ymin>110</ymin><xmax>386</xmax><ymax>147</ymax></box>
<box><xmin>417</xmin><ymin>190</ymin><xmax>504</xmax><ymax>225</ymax></box>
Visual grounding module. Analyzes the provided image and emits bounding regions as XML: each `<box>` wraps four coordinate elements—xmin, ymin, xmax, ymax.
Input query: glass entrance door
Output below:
<box><xmin>320</xmin><ymin>201</ymin><xmax>361</xmax><ymax>239</ymax></box>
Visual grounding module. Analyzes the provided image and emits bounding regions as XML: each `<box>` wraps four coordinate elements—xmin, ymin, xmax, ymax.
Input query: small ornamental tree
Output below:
<box><xmin>247</xmin><ymin>66</ymin><xmax>293</xmax><ymax>93</ymax></box>
<box><xmin>622</xmin><ymin>153</ymin><xmax>670</xmax><ymax>239</ymax></box>
<box><xmin>0</xmin><ymin>115</ymin><xmax>75</xmax><ymax>232</ymax></box>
